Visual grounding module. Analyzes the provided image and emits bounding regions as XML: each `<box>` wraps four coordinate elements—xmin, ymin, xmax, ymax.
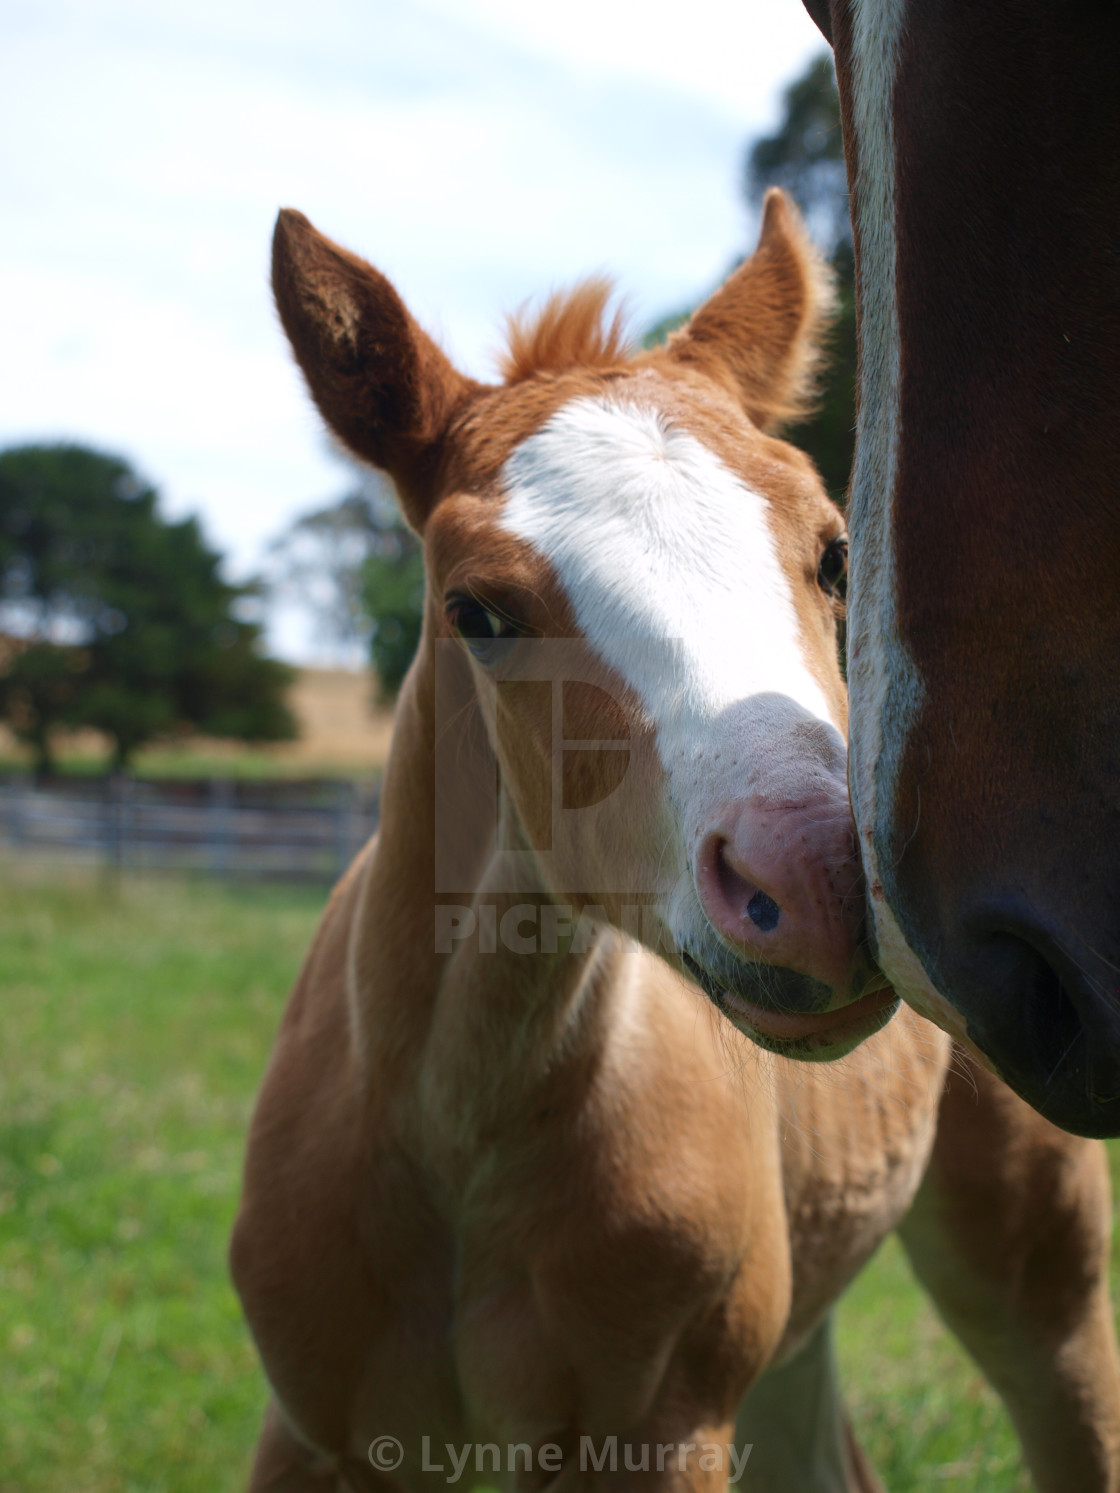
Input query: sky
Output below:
<box><xmin>1</xmin><ymin>0</ymin><xmax>827</xmax><ymax>661</ymax></box>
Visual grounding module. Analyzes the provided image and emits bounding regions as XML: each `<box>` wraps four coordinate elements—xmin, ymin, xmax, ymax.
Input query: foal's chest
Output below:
<box><xmin>770</xmin><ymin>1010</ymin><xmax>950</xmax><ymax>1357</ymax></box>
<box><xmin>347</xmin><ymin>1079</ymin><xmax>775</xmax><ymax>1471</ymax></box>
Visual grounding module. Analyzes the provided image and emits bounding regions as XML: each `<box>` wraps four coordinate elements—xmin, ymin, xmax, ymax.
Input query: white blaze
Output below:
<box><xmin>499</xmin><ymin>394</ymin><xmax>833</xmax><ymax>762</ymax></box>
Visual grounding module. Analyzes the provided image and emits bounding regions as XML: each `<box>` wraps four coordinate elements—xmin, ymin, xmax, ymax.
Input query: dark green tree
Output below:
<box><xmin>645</xmin><ymin>54</ymin><xmax>856</xmax><ymax>505</ymax></box>
<box><xmin>0</xmin><ymin>640</ymin><xmax>87</xmax><ymax>777</ymax></box>
<box><xmin>269</xmin><ymin>471</ymin><xmax>424</xmax><ymax>698</ymax></box>
<box><xmin>362</xmin><ymin>524</ymin><xmax>425</xmax><ymax>698</ymax></box>
<box><xmin>268</xmin><ymin>490</ymin><xmax>379</xmax><ymax>663</ymax></box>
<box><xmin>0</xmin><ymin>443</ymin><xmax>296</xmax><ymax>773</ymax></box>
<box><xmin>745</xmin><ymin>53</ymin><xmax>856</xmax><ymax>504</ymax></box>
<box><xmin>745</xmin><ymin>54</ymin><xmax>850</xmax><ymax>259</ymax></box>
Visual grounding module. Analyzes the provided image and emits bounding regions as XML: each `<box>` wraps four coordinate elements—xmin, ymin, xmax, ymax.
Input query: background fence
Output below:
<box><xmin>0</xmin><ymin>775</ymin><xmax>380</xmax><ymax>881</ymax></box>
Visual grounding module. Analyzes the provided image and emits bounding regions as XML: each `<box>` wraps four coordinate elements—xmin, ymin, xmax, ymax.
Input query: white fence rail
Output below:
<box><xmin>0</xmin><ymin>775</ymin><xmax>379</xmax><ymax>881</ymax></box>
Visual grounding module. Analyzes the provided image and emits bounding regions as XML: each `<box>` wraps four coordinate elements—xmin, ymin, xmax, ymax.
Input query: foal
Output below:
<box><xmin>233</xmin><ymin>193</ymin><xmax>1120</xmax><ymax>1491</ymax></box>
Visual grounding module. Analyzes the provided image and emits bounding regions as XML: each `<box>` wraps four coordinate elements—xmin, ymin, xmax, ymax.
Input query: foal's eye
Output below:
<box><xmin>818</xmin><ymin>537</ymin><xmax>848</xmax><ymax>598</ymax></box>
<box><xmin>446</xmin><ymin>598</ymin><xmax>519</xmax><ymax>665</ymax></box>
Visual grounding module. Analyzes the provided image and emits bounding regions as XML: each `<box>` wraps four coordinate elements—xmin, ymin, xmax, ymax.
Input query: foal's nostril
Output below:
<box><xmin>695</xmin><ymin>814</ymin><xmax>860</xmax><ymax>994</ymax></box>
<box><xmin>712</xmin><ymin>837</ymin><xmax>782</xmax><ymax>933</ymax></box>
<box><xmin>747</xmin><ymin>890</ymin><xmax>781</xmax><ymax>932</ymax></box>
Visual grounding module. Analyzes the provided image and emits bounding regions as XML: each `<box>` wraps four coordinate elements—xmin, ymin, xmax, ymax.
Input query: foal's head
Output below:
<box><xmin>273</xmin><ymin>191</ymin><xmax>896</xmax><ymax>1059</ymax></box>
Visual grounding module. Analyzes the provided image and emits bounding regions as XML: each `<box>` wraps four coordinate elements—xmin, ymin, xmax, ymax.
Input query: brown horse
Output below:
<box><xmin>231</xmin><ymin>195</ymin><xmax>1120</xmax><ymax>1490</ymax></box>
<box><xmin>799</xmin><ymin>3</ymin><xmax>1120</xmax><ymax>1135</ymax></box>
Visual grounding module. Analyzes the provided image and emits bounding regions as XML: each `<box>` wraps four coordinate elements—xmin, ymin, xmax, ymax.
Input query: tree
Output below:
<box><xmin>361</xmin><ymin>522</ymin><xmax>425</xmax><ymax>698</ymax></box>
<box><xmin>744</xmin><ymin>53</ymin><xmax>856</xmax><ymax>504</ymax></box>
<box><xmin>269</xmin><ymin>468</ymin><xmax>425</xmax><ymax>698</ymax></box>
<box><xmin>0</xmin><ymin>638</ymin><xmax>87</xmax><ymax>777</ymax></box>
<box><xmin>645</xmin><ymin>54</ymin><xmax>856</xmax><ymax>505</ymax></box>
<box><xmin>0</xmin><ymin>443</ymin><xmax>296</xmax><ymax>772</ymax></box>
<box><xmin>267</xmin><ymin>489</ymin><xmax>379</xmax><ymax>665</ymax></box>
<box><xmin>745</xmin><ymin>54</ymin><xmax>850</xmax><ymax>259</ymax></box>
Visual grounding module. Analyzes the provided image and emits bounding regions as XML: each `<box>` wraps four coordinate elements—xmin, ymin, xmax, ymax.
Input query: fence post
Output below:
<box><xmin>209</xmin><ymin>777</ymin><xmax>235</xmax><ymax>875</ymax></box>
<box><xmin>5</xmin><ymin>777</ymin><xmax>26</xmax><ymax>848</ymax></box>
<box><xmin>103</xmin><ymin>773</ymin><xmax>130</xmax><ymax>871</ymax></box>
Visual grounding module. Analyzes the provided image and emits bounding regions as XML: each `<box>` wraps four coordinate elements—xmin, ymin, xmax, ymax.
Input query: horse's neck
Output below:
<box><xmin>349</xmin><ymin>627</ymin><xmax>624</xmax><ymax>1162</ymax></box>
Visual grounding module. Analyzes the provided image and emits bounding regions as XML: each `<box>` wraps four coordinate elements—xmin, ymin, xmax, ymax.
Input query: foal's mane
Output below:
<box><xmin>498</xmin><ymin>279</ymin><xmax>631</xmax><ymax>384</ymax></box>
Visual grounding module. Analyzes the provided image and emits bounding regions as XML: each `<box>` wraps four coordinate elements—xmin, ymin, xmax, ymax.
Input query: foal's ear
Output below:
<box><xmin>665</xmin><ymin>189</ymin><xmax>836</xmax><ymax>435</ymax></box>
<box><xmin>272</xmin><ymin>209</ymin><xmax>484</xmax><ymax>528</ymax></box>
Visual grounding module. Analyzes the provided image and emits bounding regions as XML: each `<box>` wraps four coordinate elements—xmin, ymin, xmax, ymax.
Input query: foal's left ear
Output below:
<box><xmin>272</xmin><ymin>209</ymin><xmax>485</xmax><ymax>528</ymax></box>
<box><xmin>664</xmin><ymin>189</ymin><xmax>836</xmax><ymax>435</ymax></box>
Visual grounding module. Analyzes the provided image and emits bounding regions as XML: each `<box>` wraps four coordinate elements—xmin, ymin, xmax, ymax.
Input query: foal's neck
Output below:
<box><xmin>352</xmin><ymin>628</ymin><xmax>622</xmax><ymax>1129</ymax></box>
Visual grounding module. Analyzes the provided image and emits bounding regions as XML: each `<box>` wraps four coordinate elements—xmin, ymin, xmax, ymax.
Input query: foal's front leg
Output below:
<box><xmin>899</xmin><ymin>1051</ymin><xmax>1120</xmax><ymax>1493</ymax></box>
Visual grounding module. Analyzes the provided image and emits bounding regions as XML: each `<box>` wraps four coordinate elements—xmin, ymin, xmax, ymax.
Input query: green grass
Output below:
<box><xmin>0</xmin><ymin>867</ymin><xmax>323</xmax><ymax>1493</ymax></box>
<box><xmin>0</xmin><ymin>863</ymin><xmax>1116</xmax><ymax>1490</ymax></box>
<box><xmin>835</xmin><ymin>1238</ymin><xmax>1031</xmax><ymax>1490</ymax></box>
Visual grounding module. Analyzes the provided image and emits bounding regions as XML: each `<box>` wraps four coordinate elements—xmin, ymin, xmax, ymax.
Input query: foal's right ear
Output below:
<box><xmin>272</xmin><ymin>209</ymin><xmax>484</xmax><ymax>528</ymax></box>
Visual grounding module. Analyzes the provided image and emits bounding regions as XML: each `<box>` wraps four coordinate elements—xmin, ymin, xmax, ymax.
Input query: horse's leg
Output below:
<box><xmin>899</xmin><ymin>1050</ymin><xmax>1120</xmax><ymax>1493</ymax></box>
<box><xmin>247</xmin><ymin>1401</ymin><xmax>413</xmax><ymax>1493</ymax></box>
<box><xmin>734</xmin><ymin>1314</ymin><xmax>883</xmax><ymax>1493</ymax></box>
<box><xmin>247</xmin><ymin>1401</ymin><xmax>342</xmax><ymax>1492</ymax></box>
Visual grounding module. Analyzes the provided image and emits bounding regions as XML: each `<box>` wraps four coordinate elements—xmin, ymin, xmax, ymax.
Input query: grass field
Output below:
<box><xmin>1</xmin><ymin>866</ymin><xmax>1114</xmax><ymax>1491</ymax></box>
<box><xmin>0</xmin><ymin>869</ymin><xmax>324</xmax><ymax>1493</ymax></box>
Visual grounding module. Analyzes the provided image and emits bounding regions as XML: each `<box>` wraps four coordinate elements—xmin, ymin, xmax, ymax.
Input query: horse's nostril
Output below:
<box><xmin>747</xmin><ymin>890</ymin><xmax>781</xmax><ymax>932</ymax></box>
<box><xmin>969</xmin><ymin>925</ymin><xmax>1089</xmax><ymax>1083</ymax></box>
